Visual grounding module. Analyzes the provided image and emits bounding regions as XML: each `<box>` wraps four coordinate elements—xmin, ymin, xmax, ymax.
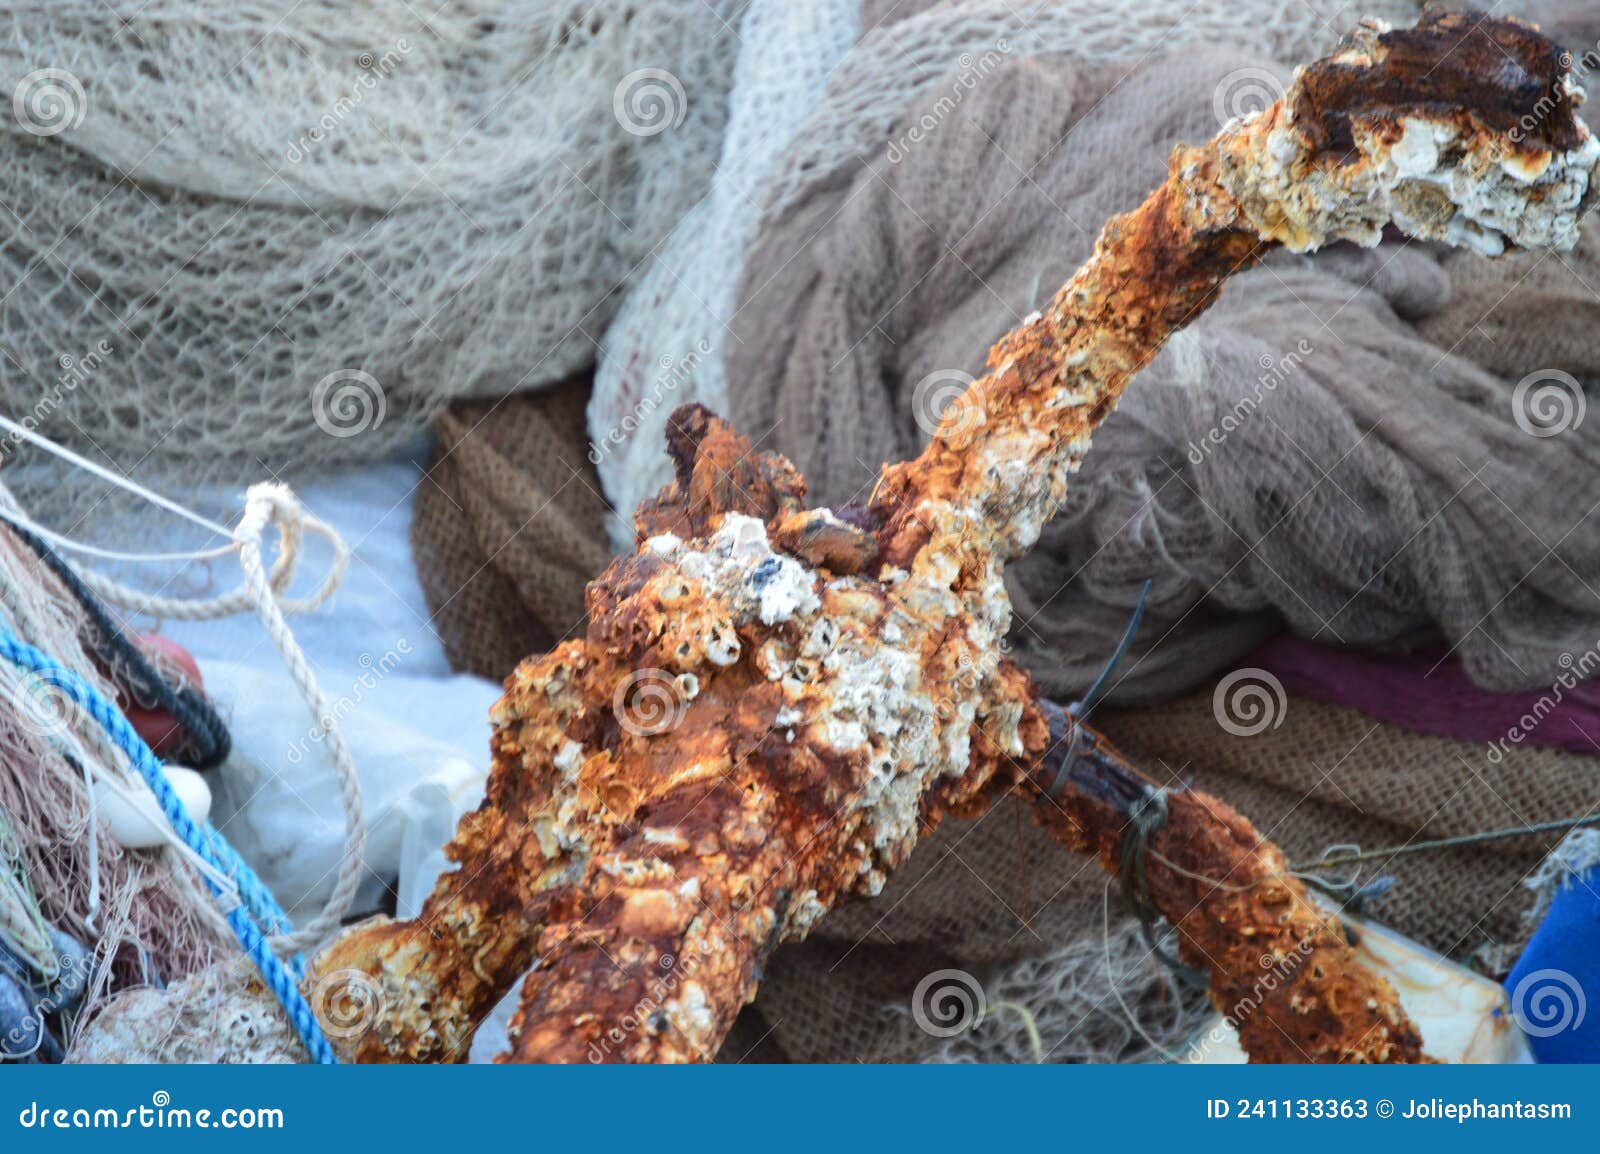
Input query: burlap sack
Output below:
<box><xmin>411</xmin><ymin>377</ymin><xmax>614</xmax><ymax>679</ymax></box>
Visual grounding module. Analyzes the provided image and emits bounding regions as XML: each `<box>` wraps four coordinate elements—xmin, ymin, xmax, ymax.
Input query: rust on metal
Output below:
<box><xmin>307</xmin><ymin>13</ymin><xmax>1596</xmax><ymax>1065</ymax></box>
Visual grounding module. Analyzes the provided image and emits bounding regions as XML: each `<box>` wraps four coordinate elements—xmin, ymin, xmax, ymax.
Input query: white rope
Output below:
<box><xmin>226</xmin><ymin>484</ymin><xmax>365</xmax><ymax>953</ymax></box>
<box><xmin>69</xmin><ymin>484</ymin><xmax>365</xmax><ymax>955</ymax></box>
<box><xmin>0</xmin><ymin>420</ymin><xmax>365</xmax><ymax>956</ymax></box>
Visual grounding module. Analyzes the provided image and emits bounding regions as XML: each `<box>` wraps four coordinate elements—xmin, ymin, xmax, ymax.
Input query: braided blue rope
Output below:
<box><xmin>0</xmin><ymin>626</ymin><xmax>338</xmax><ymax>1064</ymax></box>
<box><xmin>200</xmin><ymin>826</ymin><xmax>302</xmax><ymax>965</ymax></box>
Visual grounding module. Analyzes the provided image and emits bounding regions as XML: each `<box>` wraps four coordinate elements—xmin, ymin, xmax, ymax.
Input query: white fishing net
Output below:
<box><xmin>0</xmin><ymin>0</ymin><xmax>744</xmax><ymax>510</ymax></box>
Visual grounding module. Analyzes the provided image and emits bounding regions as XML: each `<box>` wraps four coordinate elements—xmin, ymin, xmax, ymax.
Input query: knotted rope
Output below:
<box><xmin>51</xmin><ymin>483</ymin><xmax>366</xmax><ymax>957</ymax></box>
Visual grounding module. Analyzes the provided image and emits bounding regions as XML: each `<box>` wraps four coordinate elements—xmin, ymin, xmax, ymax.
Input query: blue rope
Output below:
<box><xmin>0</xmin><ymin>626</ymin><xmax>338</xmax><ymax>1064</ymax></box>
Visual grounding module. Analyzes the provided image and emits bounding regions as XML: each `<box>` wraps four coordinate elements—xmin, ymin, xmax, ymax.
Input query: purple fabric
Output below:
<box><xmin>1244</xmin><ymin>636</ymin><xmax>1600</xmax><ymax>758</ymax></box>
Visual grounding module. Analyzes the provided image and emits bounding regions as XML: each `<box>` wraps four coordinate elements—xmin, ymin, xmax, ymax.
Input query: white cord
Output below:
<box><xmin>71</xmin><ymin>484</ymin><xmax>365</xmax><ymax>954</ymax></box>
<box><xmin>0</xmin><ymin>415</ymin><xmax>233</xmax><ymax>540</ymax></box>
<box><xmin>0</xmin><ymin>505</ymin><xmax>240</xmax><ymax>566</ymax></box>
<box><xmin>0</xmin><ymin>420</ymin><xmax>366</xmax><ymax>956</ymax></box>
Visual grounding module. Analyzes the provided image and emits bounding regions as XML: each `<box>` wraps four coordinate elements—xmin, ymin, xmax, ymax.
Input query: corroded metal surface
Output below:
<box><xmin>308</xmin><ymin>13</ymin><xmax>1595</xmax><ymax>1064</ymax></box>
<box><xmin>1022</xmin><ymin>702</ymin><xmax>1427</xmax><ymax>1063</ymax></box>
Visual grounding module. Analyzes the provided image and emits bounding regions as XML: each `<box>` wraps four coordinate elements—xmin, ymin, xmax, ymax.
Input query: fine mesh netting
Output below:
<box><xmin>11</xmin><ymin>0</ymin><xmax>1600</xmax><ymax>1064</ymax></box>
<box><xmin>0</xmin><ymin>486</ymin><xmax>233</xmax><ymax>1044</ymax></box>
<box><xmin>0</xmin><ymin>0</ymin><xmax>744</xmax><ymax>517</ymax></box>
<box><xmin>590</xmin><ymin>0</ymin><xmax>1424</xmax><ymax>541</ymax></box>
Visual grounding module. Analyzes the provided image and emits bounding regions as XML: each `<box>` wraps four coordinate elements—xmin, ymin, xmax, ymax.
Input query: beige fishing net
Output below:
<box><xmin>721</xmin><ymin>38</ymin><xmax>1600</xmax><ymax>703</ymax></box>
<box><xmin>593</xmin><ymin>0</ymin><xmax>1423</xmax><ymax>540</ymax></box>
<box><xmin>0</xmin><ymin>0</ymin><xmax>743</xmax><ymax>510</ymax></box>
<box><xmin>0</xmin><ymin>495</ymin><xmax>232</xmax><ymax>1042</ymax></box>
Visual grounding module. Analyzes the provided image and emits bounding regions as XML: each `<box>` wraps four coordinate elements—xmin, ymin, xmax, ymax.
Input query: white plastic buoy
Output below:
<box><xmin>94</xmin><ymin>767</ymin><xmax>212</xmax><ymax>850</ymax></box>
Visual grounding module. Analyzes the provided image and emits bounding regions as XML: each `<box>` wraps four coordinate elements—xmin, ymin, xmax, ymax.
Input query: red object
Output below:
<box><xmin>121</xmin><ymin>634</ymin><xmax>202</xmax><ymax>758</ymax></box>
